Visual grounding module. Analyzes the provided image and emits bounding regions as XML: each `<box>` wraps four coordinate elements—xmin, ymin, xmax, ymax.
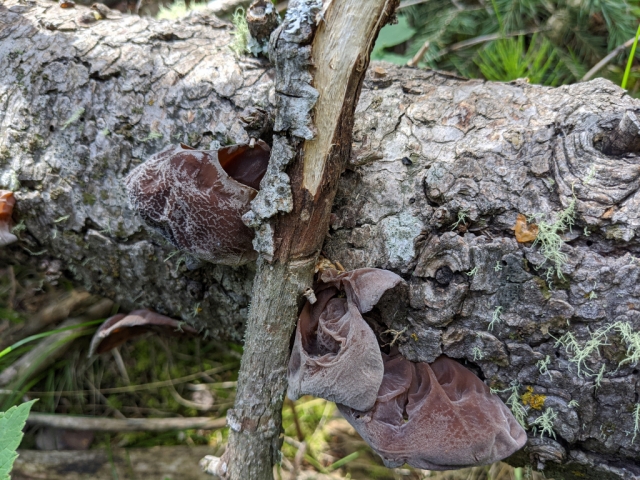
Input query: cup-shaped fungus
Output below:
<box><xmin>287</xmin><ymin>268</ymin><xmax>403</xmax><ymax>411</ymax></box>
<box><xmin>125</xmin><ymin>141</ymin><xmax>270</xmax><ymax>266</ymax></box>
<box><xmin>88</xmin><ymin>309</ymin><xmax>198</xmax><ymax>356</ymax></box>
<box><xmin>337</xmin><ymin>351</ymin><xmax>527</xmax><ymax>470</ymax></box>
<box><xmin>0</xmin><ymin>190</ymin><xmax>18</xmax><ymax>247</ymax></box>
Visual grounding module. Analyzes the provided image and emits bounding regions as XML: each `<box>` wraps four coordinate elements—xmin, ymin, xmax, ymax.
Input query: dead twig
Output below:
<box><xmin>27</xmin><ymin>412</ymin><xmax>227</xmax><ymax>432</ymax></box>
<box><xmin>0</xmin><ymin>299</ymin><xmax>113</xmax><ymax>387</ymax></box>
<box><xmin>0</xmin><ymin>290</ymin><xmax>97</xmax><ymax>351</ymax></box>
<box><xmin>430</xmin><ymin>28</ymin><xmax>543</xmax><ymax>62</ymax></box>
<box><xmin>8</xmin><ymin>266</ymin><xmax>16</xmax><ymax>310</ymax></box>
<box><xmin>407</xmin><ymin>40</ymin><xmax>430</xmax><ymax>67</ymax></box>
<box><xmin>286</xmin><ymin>398</ymin><xmax>304</xmax><ymax>442</ymax></box>
<box><xmin>582</xmin><ymin>36</ymin><xmax>638</xmax><ymax>81</ymax></box>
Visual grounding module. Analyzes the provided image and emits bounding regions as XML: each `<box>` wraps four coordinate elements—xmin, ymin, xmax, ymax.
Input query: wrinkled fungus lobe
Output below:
<box><xmin>338</xmin><ymin>351</ymin><xmax>528</xmax><ymax>470</ymax></box>
<box><xmin>88</xmin><ymin>309</ymin><xmax>198</xmax><ymax>357</ymax></box>
<box><xmin>125</xmin><ymin>141</ymin><xmax>270</xmax><ymax>266</ymax></box>
<box><xmin>0</xmin><ymin>190</ymin><xmax>17</xmax><ymax>247</ymax></box>
<box><xmin>288</xmin><ymin>268</ymin><xmax>403</xmax><ymax>411</ymax></box>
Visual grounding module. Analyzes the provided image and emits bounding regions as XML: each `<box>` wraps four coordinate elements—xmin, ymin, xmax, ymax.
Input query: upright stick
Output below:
<box><xmin>217</xmin><ymin>1</ymin><xmax>399</xmax><ymax>479</ymax></box>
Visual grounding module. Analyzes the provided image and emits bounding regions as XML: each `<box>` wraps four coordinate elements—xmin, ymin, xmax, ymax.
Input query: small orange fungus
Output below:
<box><xmin>0</xmin><ymin>190</ymin><xmax>17</xmax><ymax>247</ymax></box>
<box><xmin>521</xmin><ymin>385</ymin><xmax>546</xmax><ymax>410</ymax></box>
<box><xmin>514</xmin><ymin>213</ymin><xmax>539</xmax><ymax>243</ymax></box>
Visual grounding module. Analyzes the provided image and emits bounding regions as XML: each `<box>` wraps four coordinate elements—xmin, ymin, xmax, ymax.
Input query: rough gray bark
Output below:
<box><xmin>2</xmin><ymin>2</ymin><xmax>640</xmax><ymax>479</ymax></box>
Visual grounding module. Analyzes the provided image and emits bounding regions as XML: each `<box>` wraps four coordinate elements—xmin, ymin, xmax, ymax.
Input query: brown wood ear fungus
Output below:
<box><xmin>288</xmin><ymin>266</ymin><xmax>527</xmax><ymax>470</ymax></box>
<box><xmin>338</xmin><ymin>350</ymin><xmax>528</xmax><ymax>470</ymax></box>
<box><xmin>287</xmin><ymin>268</ymin><xmax>403</xmax><ymax>411</ymax></box>
<box><xmin>124</xmin><ymin>141</ymin><xmax>270</xmax><ymax>266</ymax></box>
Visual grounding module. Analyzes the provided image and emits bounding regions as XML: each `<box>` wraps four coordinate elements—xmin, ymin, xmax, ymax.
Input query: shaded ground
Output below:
<box><xmin>1</xmin><ymin>265</ymin><xmax>545</xmax><ymax>479</ymax></box>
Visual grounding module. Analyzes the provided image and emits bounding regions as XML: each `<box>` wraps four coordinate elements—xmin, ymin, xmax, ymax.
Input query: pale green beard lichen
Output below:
<box><xmin>488</xmin><ymin>305</ymin><xmax>503</xmax><ymax>331</ymax></box>
<box><xmin>536</xmin><ymin>355</ymin><xmax>551</xmax><ymax>377</ymax></box>
<box><xmin>554</xmin><ymin>321</ymin><xmax>640</xmax><ymax>380</ymax></box>
<box><xmin>450</xmin><ymin>208</ymin><xmax>469</xmax><ymax>230</ymax></box>
<box><xmin>529</xmin><ymin>197</ymin><xmax>576</xmax><ymax>282</ymax></box>
<box><xmin>231</xmin><ymin>8</ymin><xmax>250</xmax><ymax>56</ymax></box>
<box><xmin>632</xmin><ymin>403</ymin><xmax>640</xmax><ymax>443</ymax></box>
<box><xmin>61</xmin><ymin>107</ymin><xmax>85</xmax><ymax>130</ymax></box>
<box><xmin>531</xmin><ymin>407</ymin><xmax>558</xmax><ymax>439</ymax></box>
<box><xmin>491</xmin><ymin>384</ymin><xmax>527</xmax><ymax>429</ymax></box>
<box><xmin>472</xmin><ymin>346</ymin><xmax>484</xmax><ymax>361</ymax></box>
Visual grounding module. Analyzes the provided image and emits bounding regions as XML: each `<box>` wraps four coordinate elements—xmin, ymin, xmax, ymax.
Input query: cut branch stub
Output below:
<box><xmin>553</xmin><ymin>128</ymin><xmax>640</xmax><ymax>225</ymax></box>
<box><xmin>125</xmin><ymin>141</ymin><xmax>269</xmax><ymax>266</ymax></box>
<box><xmin>600</xmin><ymin>109</ymin><xmax>640</xmax><ymax>156</ymax></box>
<box><xmin>287</xmin><ymin>267</ymin><xmax>403</xmax><ymax>411</ymax></box>
<box><xmin>337</xmin><ymin>351</ymin><xmax>527</xmax><ymax>470</ymax></box>
<box><xmin>247</xmin><ymin>0</ymin><xmax>280</xmax><ymax>45</ymax></box>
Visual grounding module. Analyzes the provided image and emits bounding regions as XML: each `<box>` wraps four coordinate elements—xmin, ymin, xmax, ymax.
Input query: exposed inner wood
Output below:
<box><xmin>302</xmin><ymin>0</ymin><xmax>395</xmax><ymax>196</ymax></box>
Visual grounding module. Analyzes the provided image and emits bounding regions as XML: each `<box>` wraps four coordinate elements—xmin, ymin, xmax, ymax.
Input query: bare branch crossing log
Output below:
<box><xmin>220</xmin><ymin>1</ymin><xmax>398</xmax><ymax>478</ymax></box>
<box><xmin>1</xmin><ymin>2</ymin><xmax>640</xmax><ymax>479</ymax></box>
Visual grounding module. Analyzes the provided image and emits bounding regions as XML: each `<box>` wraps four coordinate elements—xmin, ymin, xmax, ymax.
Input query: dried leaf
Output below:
<box><xmin>601</xmin><ymin>206</ymin><xmax>615</xmax><ymax>219</ymax></box>
<box><xmin>88</xmin><ymin>309</ymin><xmax>197</xmax><ymax>356</ymax></box>
<box><xmin>514</xmin><ymin>213</ymin><xmax>538</xmax><ymax>243</ymax></box>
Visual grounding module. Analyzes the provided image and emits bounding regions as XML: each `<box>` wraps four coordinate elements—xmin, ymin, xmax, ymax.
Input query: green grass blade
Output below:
<box><xmin>0</xmin><ymin>319</ymin><xmax>104</xmax><ymax>361</ymax></box>
<box><xmin>622</xmin><ymin>23</ymin><xmax>640</xmax><ymax>89</ymax></box>
<box><xmin>327</xmin><ymin>451</ymin><xmax>360</xmax><ymax>472</ymax></box>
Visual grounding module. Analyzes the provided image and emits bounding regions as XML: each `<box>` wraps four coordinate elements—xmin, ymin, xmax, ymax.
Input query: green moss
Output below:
<box><xmin>50</xmin><ymin>187</ymin><xmax>65</xmax><ymax>200</ymax></box>
<box><xmin>82</xmin><ymin>193</ymin><xmax>96</xmax><ymax>205</ymax></box>
<box><xmin>533</xmin><ymin>276</ymin><xmax>551</xmax><ymax>299</ymax></box>
<box><xmin>0</xmin><ymin>146</ymin><xmax>10</xmax><ymax>164</ymax></box>
<box><xmin>115</xmin><ymin>124</ymin><xmax>134</xmax><ymax>139</ymax></box>
<box><xmin>26</xmin><ymin>135</ymin><xmax>43</xmax><ymax>153</ymax></box>
<box><xmin>187</xmin><ymin>132</ymin><xmax>201</xmax><ymax>146</ymax></box>
<box><xmin>605</xmin><ymin>225</ymin><xmax>625</xmax><ymax>240</ymax></box>
<box><xmin>156</xmin><ymin>0</ymin><xmax>208</xmax><ymax>20</ymax></box>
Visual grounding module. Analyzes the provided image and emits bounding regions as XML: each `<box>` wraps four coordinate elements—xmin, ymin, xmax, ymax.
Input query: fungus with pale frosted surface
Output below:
<box><xmin>338</xmin><ymin>350</ymin><xmax>528</xmax><ymax>470</ymax></box>
<box><xmin>88</xmin><ymin>309</ymin><xmax>198</xmax><ymax>357</ymax></box>
<box><xmin>287</xmin><ymin>268</ymin><xmax>403</xmax><ymax>411</ymax></box>
<box><xmin>125</xmin><ymin>141</ymin><xmax>270</xmax><ymax>266</ymax></box>
<box><xmin>0</xmin><ymin>190</ymin><xmax>18</xmax><ymax>247</ymax></box>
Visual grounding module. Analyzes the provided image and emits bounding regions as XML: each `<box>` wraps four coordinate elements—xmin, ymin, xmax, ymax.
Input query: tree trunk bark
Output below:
<box><xmin>2</xmin><ymin>2</ymin><xmax>640</xmax><ymax>479</ymax></box>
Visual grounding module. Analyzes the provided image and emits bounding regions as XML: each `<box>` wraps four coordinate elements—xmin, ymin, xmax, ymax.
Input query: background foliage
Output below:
<box><xmin>374</xmin><ymin>0</ymin><xmax>640</xmax><ymax>92</ymax></box>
